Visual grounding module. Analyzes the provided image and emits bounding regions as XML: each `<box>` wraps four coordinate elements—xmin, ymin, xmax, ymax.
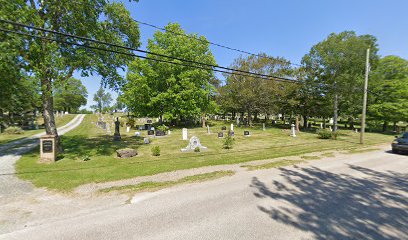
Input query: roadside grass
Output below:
<box><xmin>344</xmin><ymin>148</ymin><xmax>381</xmax><ymax>154</ymax></box>
<box><xmin>16</xmin><ymin>114</ymin><xmax>394</xmax><ymax>191</ymax></box>
<box><xmin>241</xmin><ymin>160</ymin><xmax>303</xmax><ymax>171</ymax></box>
<box><xmin>321</xmin><ymin>152</ymin><xmax>335</xmax><ymax>157</ymax></box>
<box><xmin>100</xmin><ymin>170</ymin><xmax>235</xmax><ymax>193</ymax></box>
<box><xmin>0</xmin><ymin>114</ymin><xmax>76</xmax><ymax>145</ymax></box>
<box><xmin>300</xmin><ymin>155</ymin><xmax>322</xmax><ymax>160</ymax></box>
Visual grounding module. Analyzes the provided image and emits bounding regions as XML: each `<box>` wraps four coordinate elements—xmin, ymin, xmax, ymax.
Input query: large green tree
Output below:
<box><xmin>368</xmin><ymin>56</ymin><xmax>408</xmax><ymax>131</ymax></box>
<box><xmin>54</xmin><ymin>78</ymin><xmax>88</xmax><ymax>113</ymax></box>
<box><xmin>91</xmin><ymin>87</ymin><xmax>112</xmax><ymax>114</ymax></box>
<box><xmin>302</xmin><ymin>31</ymin><xmax>379</xmax><ymax>131</ymax></box>
<box><xmin>122</xmin><ymin>23</ymin><xmax>217</xmax><ymax>125</ymax></box>
<box><xmin>0</xmin><ymin>0</ymin><xmax>140</xmax><ymax>148</ymax></box>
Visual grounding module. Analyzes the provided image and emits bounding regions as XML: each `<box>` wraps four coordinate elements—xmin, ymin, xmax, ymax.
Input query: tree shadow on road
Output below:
<box><xmin>250</xmin><ymin>165</ymin><xmax>408</xmax><ymax>240</ymax></box>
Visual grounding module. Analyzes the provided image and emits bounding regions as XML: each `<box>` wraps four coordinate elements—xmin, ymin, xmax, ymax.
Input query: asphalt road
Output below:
<box><xmin>1</xmin><ymin>148</ymin><xmax>407</xmax><ymax>240</ymax></box>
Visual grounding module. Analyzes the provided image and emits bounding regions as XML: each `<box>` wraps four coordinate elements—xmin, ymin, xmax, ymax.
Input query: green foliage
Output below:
<box><xmin>4</xmin><ymin>126</ymin><xmax>24</xmax><ymax>134</ymax></box>
<box><xmin>91</xmin><ymin>87</ymin><xmax>112</xmax><ymax>113</ymax></box>
<box><xmin>317</xmin><ymin>129</ymin><xmax>338</xmax><ymax>140</ymax></box>
<box><xmin>368</xmin><ymin>56</ymin><xmax>408</xmax><ymax>124</ymax></box>
<box><xmin>122</xmin><ymin>23</ymin><xmax>217</xmax><ymax>122</ymax></box>
<box><xmin>223</xmin><ymin>134</ymin><xmax>235</xmax><ymax>149</ymax></box>
<box><xmin>151</xmin><ymin>146</ymin><xmax>161</xmax><ymax>156</ymax></box>
<box><xmin>194</xmin><ymin>147</ymin><xmax>200</xmax><ymax>152</ymax></box>
<box><xmin>156</xmin><ymin>125</ymin><xmax>168</xmax><ymax>132</ymax></box>
<box><xmin>54</xmin><ymin>78</ymin><xmax>88</xmax><ymax>113</ymax></box>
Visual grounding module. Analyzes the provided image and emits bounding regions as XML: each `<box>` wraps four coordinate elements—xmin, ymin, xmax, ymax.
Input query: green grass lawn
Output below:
<box><xmin>0</xmin><ymin>114</ymin><xmax>76</xmax><ymax>145</ymax></box>
<box><xmin>16</xmin><ymin>114</ymin><xmax>394</xmax><ymax>191</ymax></box>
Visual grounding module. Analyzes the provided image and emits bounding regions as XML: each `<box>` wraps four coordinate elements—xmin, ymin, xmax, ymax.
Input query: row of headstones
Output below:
<box><xmin>55</xmin><ymin>111</ymin><xmax>68</xmax><ymax>117</ymax></box>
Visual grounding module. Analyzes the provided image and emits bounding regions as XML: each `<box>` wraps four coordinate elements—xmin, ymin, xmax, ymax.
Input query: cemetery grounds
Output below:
<box><xmin>15</xmin><ymin>114</ymin><xmax>393</xmax><ymax>191</ymax></box>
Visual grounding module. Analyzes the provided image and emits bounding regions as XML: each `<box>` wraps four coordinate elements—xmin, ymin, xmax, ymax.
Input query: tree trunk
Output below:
<box><xmin>201</xmin><ymin>113</ymin><xmax>206</xmax><ymax>128</ymax></box>
<box><xmin>382</xmin><ymin>121</ymin><xmax>388</xmax><ymax>132</ymax></box>
<box><xmin>41</xmin><ymin>77</ymin><xmax>60</xmax><ymax>151</ymax></box>
<box><xmin>248</xmin><ymin>110</ymin><xmax>252</xmax><ymax>126</ymax></box>
<box><xmin>232</xmin><ymin>111</ymin><xmax>236</xmax><ymax>120</ymax></box>
<box><xmin>323</xmin><ymin>118</ymin><xmax>326</xmax><ymax>129</ymax></box>
<box><xmin>303</xmin><ymin>115</ymin><xmax>308</xmax><ymax>129</ymax></box>
<box><xmin>333</xmin><ymin>92</ymin><xmax>338</xmax><ymax>132</ymax></box>
<box><xmin>393</xmin><ymin>121</ymin><xmax>397</xmax><ymax>132</ymax></box>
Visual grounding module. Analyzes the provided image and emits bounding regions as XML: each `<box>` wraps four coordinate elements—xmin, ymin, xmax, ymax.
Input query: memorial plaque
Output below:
<box><xmin>244</xmin><ymin>131</ymin><xmax>250</xmax><ymax>136</ymax></box>
<box><xmin>148</xmin><ymin>130</ymin><xmax>154</xmax><ymax>135</ymax></box>
<box><xmin>218</xmin><ymin>132</ymin><xmax>224</xmax><ymax>138</ymax></box>
<box><xmin>221</xmin><ymin>126</ymin><xmax>227</xmax><ymax>131</ymax></box>
<box><xmin>42</xmin><ymin>140</ymin><xmax>53</xmax><ymax>153</ymax></box>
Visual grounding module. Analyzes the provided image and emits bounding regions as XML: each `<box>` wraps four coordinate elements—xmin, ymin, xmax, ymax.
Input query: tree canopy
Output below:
<box><xmin>54</xmin><ymin>78</ymin><xmax>88</xmax><ymax>113</ymax></box>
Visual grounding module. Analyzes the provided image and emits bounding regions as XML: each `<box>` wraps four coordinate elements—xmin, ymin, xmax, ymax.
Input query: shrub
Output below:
<box><xmin>317</xmin><ymin>129</ymin><xmax>338</xmax><ymax>140</ymax></box>
<box><xmin>4</xmin><ymin>126</ymin><xmax>24</xmax><ymax>134</ymax></box>
<box><xmin>223</xmin><ymin>134</ymin><xmax>235</xmax><ymax>149</ymax></box>
<box><xmin>151</xmin><ymin>146</ymin><xmax>161</xmax><ymax>156</ymax></box>
<box><xmin>156</xmin><ymin>125</ymin><xmax>168</xmax><ymax>132</ymax></box>
<box><xmin>194</xmin><ymin>147</ymin><xmax>200</xmax><ymax>152</ymax></box>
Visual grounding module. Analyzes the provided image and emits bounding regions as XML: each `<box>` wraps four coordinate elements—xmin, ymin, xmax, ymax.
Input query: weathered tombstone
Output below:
<box><xmin>151</xmin><ymin>127</ymin><xmax>155</xmax><ymax>131</ymax></box>
<box><xmin>272</xmin><ymin>120</ymin><xmax>276</xmax><ymax>125</ymax></box>
<box><xmin>329</xmin><ymin>118</ymin><xmax>334</xmax><ymax>124</ymax></box>
<box><xmin>64</xmin><ymin>111</ymin><xmax>68</xmax><ymax>115</ymax></box>
<box><xmin>218</xmin><ymin>132</ymin><xmax>224</xmax><ymax>138</ymax></box>
<box><xmin>114</xmin><ymin>117</ymin><xmax>121</xmax><ymax>141</ymax></box>
<box><xmin>290</xmin><ymin>124</ymin><xmax>297</xmax><ymax>137</ymax></box>
<box><xmin>355</xmin><ymin>129</ymin><xmax>358</xmax><ymax>133</ymax></box>
<box><xmin>147</xmin><ymin>130</ymin><xmax>154</xmax><ymax>136</ymax></box>
<box><xmin>236</xmin><ymin>117</ymin><xmax>240</xmax><ymax>126</ymax></box>
<box><xmin>181</xmin><ymin>136</ymin><xmax>207</xmax><ymax>152</ymax></box>
<box><xmin>143</xmin><ymin>138</ymin><xmax>150</xmax><ymax>144</ymax></box>
<box><xmin>228</xmin><ymin>131</ymin><xmax>235</xmax><ymax>137</ymax></box>
<box><xmin>155</xmin><ymin>130</ymin><xmax>165</xmax><ymax>136</ymax></box>
<box><xmin>329</xmin><ymin>126</ymin><xmax>332</xmax><ymax>132</ymax></box>
<box><xmin>145</xmin><ymin>124</ymin><xmax>152</xmax><ymax>130</ymax></box>
<box><xmin>135</xmin><ymin>132</ymin><xmax>141</xmax><ymax>137</ymax></box>
<box><xmin>207</xmin><ymin>125</ymin><xmax>210</xmax><ymax>134</ymax></box>
<box><xmin>139</xmin><ymin>125</ymin><xmax>144</xmax><ymax>130</ymax></box>
<box><xmin>262</xmin><ymin>123</ymin><xmax>266</xmax><ymax>131</ymax></box>
<box><xmin>244</xmin><ymin>131</ymin><xmax>250</xmax><ymax>137</ymax></box>
<box><xmin>40</xmin><ymin>135</ymin><xmax>57</xmax><ymax>163</ymax></box>
<box><xmin>168</xmin><ymin>130</ymin><xmax>171</xmax><ymax>135</ymax></box>
<box><xmin>320</xmin><ymin>123</ymin><xmax>323</xmax><ymax>129</ymax></box>
<box><xmin>230</xmin><ymin>124</ymin><xmax>234</xmax><ymax>131</ymax></box>
<box><xmin>182</xmin><ymin>128</ymin><xmax>188</xmax><ymax>140</ymax></box>
<box><xmin>221</xmin><ymin>126</ymin><xmax>227</xmax><ymax>131</ymax></box>
<box><xmin>126</xmin><ymin>126</ymin><xmax>130</xmax><ymax>133</ymax></box>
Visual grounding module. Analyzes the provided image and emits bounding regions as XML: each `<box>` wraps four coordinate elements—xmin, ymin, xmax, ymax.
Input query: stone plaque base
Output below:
<box><xmin>40</xmin><ymin>135</ymin><xmax>57</xmax><ymax>163</ymax></box>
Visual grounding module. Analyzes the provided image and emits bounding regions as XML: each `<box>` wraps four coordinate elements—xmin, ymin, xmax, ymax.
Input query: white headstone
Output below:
<box><xmin>65</xmin><ymin>111</ymin><xmax>68</xmax><ymax>115</ymax></box>
<box><xmin>168</xmin><ymin>130</ymin><xmax>171</xmax><ymax>135</ymax></box>
<box><xmin>290</xmin><ymin>124</ymin><xmax>297</xmax><ymax>137</ymax></box>
<box><xmin>329</xmin><ymin>118</ymin><xmax>334</xmax><ymax>124</ymax></box>
<box><xmin>355</xmin><ymin>129</ymin><xmax>358</xmax><ymax>133</ymax></box>
<box><xmin>207</xmin><ymin>125</ymin><xmax>210</xmax><ymax>134</ymax></box>
<box><xmin>151</xmin><ymin>127</ymin><xmax>155</xmax><ymax>131</ymax></box>
<box><xmin>182</xmin><ymin>128</ymin><xmax>188</xmax><ymax>140</ymax></box>
<box><xmin>230</xmin><ymin>124</ymin><xmax>234</xmax><ymax>131</ymax></box>
<box><xmin>262</xmin><ymin>123</ymin><xmax>266</xmax><ymax>131</ymax></box>
<box><xmin>329</xmin><ymin>126</ymin><xmax>332</xmax><ymax>131</ymax></box>
<box><xmin>181</xmin><ymin>136</ymin><xmax>207</xmax><ymax>152</ymax></box>
<box><xmin>236</xmin><ymin>117</ymin><xmax>239</xmax><ymax>125</ymax></box>
<box><xmin>135</xmin><ymin>132</ymin><xmax>141</xmax><ymax>137</ymax></box>
<box><xmin>320</xmin><ymin>123</ymin><xmax>323</xmax><ymax>129</ymax></box>
<box><xmin>143</xmin><ymin>138</ymin><xmax>150</xmax><ymax>144</ymax></box>
<box><xmin>126</xmin><ymin>126</ymin><xmax>130</xmax><ymax>133</ymax></box>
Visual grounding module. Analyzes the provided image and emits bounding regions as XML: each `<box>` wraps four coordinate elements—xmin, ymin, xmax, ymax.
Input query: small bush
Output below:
<box><xmin>156</xmin><ymin>125</ymin><xmax>168</xmax><ymax>132</ymax></box>
<box><xmin>4</xmin><ymin>126</ymin><xmax>24</xmax><ymax>134</ymax></box>
<box><xmin>151</xmin><ymin>146</ymin><xmax>161</xmax><ymax>156</ymax></box>
<box><xmin>317</xmin><ymin>129</ymin><xmax>338</xmax><ymax>140</ymax></box>
<box><xmin>82</xmin><ymin>155</ymin><xmax>91</xmax><ymax>161</ymax></box>
<box><xmin>194</xmin><ymin>147</ymin><xmax>200</xmax><ymax>152</ymax></box>
<box><xmin>223</xmin><ymin>134</ymin><xmax>235</xmax><ymax>149</ymax></box>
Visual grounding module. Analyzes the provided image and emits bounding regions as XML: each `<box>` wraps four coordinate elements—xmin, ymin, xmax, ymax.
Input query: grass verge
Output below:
<box><xmin>241</xmin><ymin>160</ymin><xmax>304</xmax><ymax>171</ymax></box>
<box><xmin>100</xmin><ymin>170</ymin><xmax>235</xmax><ymax>193</ymax></box>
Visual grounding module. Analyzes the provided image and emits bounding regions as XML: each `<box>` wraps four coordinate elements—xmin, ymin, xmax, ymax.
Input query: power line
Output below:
<box><xmin>0</xmin><ymin>27</ymin><xmax>297</xmax><ymax>83</ymax></box>
<box><xmin>0</xmin><ymin>19</ymin><xmax>298</xmax><ymax>83</ymax></box>
<box><xmin>134</xmin><ymin>19</ymin><xmax>303</xmax><ymax>67</ymax></box>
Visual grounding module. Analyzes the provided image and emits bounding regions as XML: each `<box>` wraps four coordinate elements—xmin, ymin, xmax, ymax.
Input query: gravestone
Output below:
<box><xmin>182</xmin><ymin>128</ymin><xmax>188</xmax><ymax>140</ymax></box>
<box><xmin>228</xmin><ymin>131</ymin><xmax>235</xmax><ymax>137</ymax></box>
<box><xmin>126</xmin><ymin>126</ymin><xmax>130</xmax><ymax>133</ymax></box>
<box><xmin>151</xmin><ymin>127</ymin><xmax>155</xmax><ymax>131</ymax></box>
<box><xmin>147</xmin><ymin>119</ymin><xmax>152</xmax><ymax>124</ymax></box>
<box><xmin>262</xmin><ymin>123</ymin><xmax>266</xmax><ymax>131</ymax></box>
<box><xmin>139</xmin><ymin>125</ymin><xmax>145</xmax><ymax>130</ymax></box>
<box><xmin>135</xmin><ymin>132</ymin><xmax>141</xmax><ymax>137</ymax></box>
<box><xmin>145</xmin><ymin>124</ymin><xmax>152</xmax><ymax>130</ymax></box>
<box><xmin>244</xmin><ymin>131</ymin><xmax>250</xmax><ymax>137</ymax></box>
<box><xmin>143</xmin><ymin>138</ymin><xmax>150</xmax><ymax>144</ymax></box>
<box><xmin>329</xmin><ymin>118</ymin><xmax>334</xmax><ymax>124</ymax></box>
<box><xmin>147</xmin><ymin>130</ymin><xmax>154</xmax><ymax>136</ymax></box>
<box><xmin>181</xmin><ymin>136</ymin><xmax>207</xmax><ymax>152</ymax></box>
<box><xmin>116</xmin><ymin>148</ymin><xmax>137</xmax><ymax>158</ymax></box>
<box><xmin>355</xmin><ymin>129</ymin><xmax>358</xmax><ymax>133</ymax></box>
<box><xmin>155</xmin><ymin>130</ymin><xmax>165</xmax><ymax>136</ymax></box>
<box><xmin>218</xmin><ymin>132</ymin><xmax>224</xmax><ymax>138</ymax></box>
<box><xmin>207</xmin><ymin>125</ymin><xmax>210</xmax><ymax>134</ymax></box>
<box><xmin>40</xmin><ymin>135</ymin><xmax>57</xmax><ymax>163</ymax></box>
<box><xmin>230</xmin><ymin>124</ymin><xmax>234</xmax><ymax>131</ymax></box>
<box><xmin>168</xmin><ymin>130</ymin><xmax>171</xmax><ymax>135</ymax></box>
<box><xmin>308</xmin><ymin>122</ymin><xmax>312</xmax><ymax>128</ymax></box>
<box><xmin>221</xmin><ymin>126</ymin><xmax>227</xmax><ymax>131</ymax></box>
<box><xmin>236</xmin><ymin>117</ymin><xmax>240</xmax><ymax>126</ymax></box>
<box><xmin>329</xmin><ymin>126</ymin><xmax>333</xmax><ymax>131</ymax></box>
<box><xmin>272</xmin><ymin>120</ymin><xmax>276</xmax><ymax>125</ymax></box>
<box><xmin>290</xmin><ymin>124</ymin><xmax>297</xmax><ymax>137</ymax></box>
<box><xmin>114</xmin><ymin>117</ymin><xmax>121</xmax><ymax>141</ymax></box>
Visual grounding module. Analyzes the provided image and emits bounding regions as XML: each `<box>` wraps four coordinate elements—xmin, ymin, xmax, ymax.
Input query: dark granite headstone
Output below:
<box><xmin>244</xmin><ymin>131</ymin><xmax>250</xmax><ymax>136</ymax></box>
<box><xmin>221</xmin><ymin>126</ymin><xmax>227</xmax><ymax>131</ymax></box>
<box><xmin>228</xmin><ymin>131</ymin><xmax>234</xmax><ymax>137</ymax></box>
<box><xmin>147</xmin><ymin>130</ymin><xmax>154</xmax><ymax>135</ymax></box>
<box><xmin>218</xmin><ymin>132</ymin><xmax>224</xmax><ymax>138</ymax></box>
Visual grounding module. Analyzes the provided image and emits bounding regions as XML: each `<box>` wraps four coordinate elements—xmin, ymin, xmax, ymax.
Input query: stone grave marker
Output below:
<box><xmin>244</xmin><ymin>131</ymin><xmax>250</xmax><ymax>137</ymax></box>
<box><xmin>262</xmin><ymin>123</ymin><xmax>266</xmax><ymax>131</ymax></box>
<box><xmin>290</xmin><ymin>124</ymin><xmax>297</xmax><ymax>137</ymax></box>
<box><xmin>221</xmin><ymin>126</ymin><xmax>227</xmax><ymax>131</ymax></box>
<box><xmin>218</xmin><ymin>132</ymin><xmax>224</xmax><ymax>138</ymax></box>
<box><xmin>126</xmin><ymin>126</ymin><xmax>130</xmax><ymax>133</ymax></box>
<box><xmin>182</xmin><ymin>128</ymin><xmax>188</xmax><ymax>140</ymax></box>
<box><xmin>230</xmin><ymin>124</ymin><xmax>234</xmax><ymax>131</ymax></box>
<box><xmin>320</xmin><ymin>123</ymin><xmax>323</xmax><ymax>129</ymax></box>
<box><xmin>168</xmin><ymin>130</ymin><xmax>171</xmax><ymax>135</ymax></box>
<box><xmin>143</xmin><ymin>138</ymin><xmax>150</xmax><ymax>144</ymax></box>
<box><xmin>329</xmin><ymin>126</ymin><xmax>332</xmax><ymax>131</ymax></box>
<box><xmin>40</xmin><ymin>135</ymin><xmax>57</xmax><ymax>163</ymax></box>
<box><xmin>114</xmin><ymin>117</ymin><xmax>121</xmax><ymax>141</ymax></box>
<box><xmin>207</xmin><ymin>125</ymin><xmax>210</xmax><ymax>134</ymax></box>
<box><xmin>181</xmin><ymin>136</ymin><xmax>207</xmax><ymax>152</ymax></box>
<box><xmin>147</xmin><ymin>130</ymin><xmax>154</xmax><ymax>136</ymax></box>
<box><xmin>228</xmin><ymin>131</ymin><xmax>235</xmax><ymax>137</ymax></box>
<box><xmin>135</xmin><ymin>132</ymin><xmax>141</xmax><ymax>137</ymax></box>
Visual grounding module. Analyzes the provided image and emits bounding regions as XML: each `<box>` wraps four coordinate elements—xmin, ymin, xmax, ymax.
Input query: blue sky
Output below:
<box><xmin>78</xmin><ymin>0</ymin><xmax>408</xmax><ymax>110</ymax></box>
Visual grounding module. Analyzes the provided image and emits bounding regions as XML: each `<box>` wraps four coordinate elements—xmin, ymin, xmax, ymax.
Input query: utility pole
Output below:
<box><xmin>360</xmin><ymin>48</ymin><xmax>370</xmax><ymax>144</ymax></box>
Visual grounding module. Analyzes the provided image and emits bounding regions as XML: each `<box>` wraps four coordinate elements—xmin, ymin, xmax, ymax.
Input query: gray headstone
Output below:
<box><xmin>181</xmin><ymin>136</ymin><xmax>207</xmax><ymax>152</ymax></box>
<box><xmin>143</xmin><ymin>138</ymin><xmax>150</xmax><ymax>144</ymax></box>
